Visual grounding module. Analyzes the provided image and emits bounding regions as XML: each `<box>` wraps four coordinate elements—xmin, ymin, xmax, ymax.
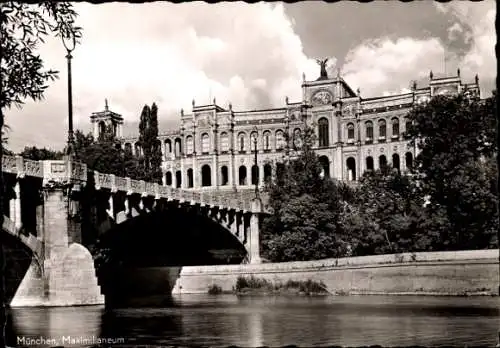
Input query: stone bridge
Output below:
<box><xmin>2</xmin><ymin>154</ymin><xmax>267</xmax><ymax>307</ymax></box>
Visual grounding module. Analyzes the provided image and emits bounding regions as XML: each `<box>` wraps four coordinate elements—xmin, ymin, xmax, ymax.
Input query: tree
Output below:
<box><xmin>19</xmin><ymin>146</ymin><xmax>64</xmax><ymax>160</ymax></box>
<box><xmin>0</xmin><ymin>3</ymin><xmax>81</xmax><ymax>345</ymax></box>
<box><xmin>261</xmin><ymin>126</ymin><xmax>351</xmax><ymax>262</ymax></box>
<box><xmin>137</xmin><ymin>103</ymin><xmax>162</xmax><ymax>183</ymax></box>
<box><xmin>406</xmin><ymin>92</ymin><xmax>498</xmax><ymax>250</ymax></box>
<box><xmin>342</xmin><ymin>167</ymin><xmax>434</xmax><ymax>256</ymax></box>
<box><xmin>73</xmin><ymin>129</ymin><xmax>140</xmax><ymax>179</ymax></box>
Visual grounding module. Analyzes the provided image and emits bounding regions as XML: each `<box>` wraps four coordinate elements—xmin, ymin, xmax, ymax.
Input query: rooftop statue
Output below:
<box><xmin>316</xmin><ymin>58</ymin><xmax>329</xmax><ymax>80</ymax></box>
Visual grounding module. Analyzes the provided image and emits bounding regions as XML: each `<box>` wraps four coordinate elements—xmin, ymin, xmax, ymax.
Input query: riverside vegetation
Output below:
<box><xmin>207</xmin><ymin>276</ymin><xmax>329</xmax><ymax>296</ymax></box>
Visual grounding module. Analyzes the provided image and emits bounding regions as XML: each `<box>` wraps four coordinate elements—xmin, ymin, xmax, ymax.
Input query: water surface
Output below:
<box><xmin>7</xmin><ymin>295</ymin><xmax>500</xmax><ymax>347</ymax></box>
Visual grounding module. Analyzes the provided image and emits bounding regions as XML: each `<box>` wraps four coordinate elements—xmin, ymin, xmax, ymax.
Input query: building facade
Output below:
<box><xmin>90</xmin><ymin>68</ymin><xmax>480</xmax><ymax>191</ymax></box>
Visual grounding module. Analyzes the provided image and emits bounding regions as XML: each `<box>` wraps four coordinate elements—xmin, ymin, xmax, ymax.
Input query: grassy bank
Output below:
<box><xmin>207</xmin><ymin>276</ymin><xmax>330</xmax><ymax>296</ymax></box>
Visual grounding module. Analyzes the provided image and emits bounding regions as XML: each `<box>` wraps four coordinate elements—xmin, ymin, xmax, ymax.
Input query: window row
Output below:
<box><xmin>164</xmin><ymin>163</ymin><xmax>287</xmax><ymax>188</ymax></box>
<box><xmin>344</xmin><ymin>152</ymin><xmax>414</xmax><ymax>181</ymax></box>
<box><xmin>316</xmin><ymin>117</ymin><xmax>412</xmax><ymax>148</ymax></box>
<box><xmin>345</xmin><ymin>118</ymin><xmax>411</xmax><ymax>142</ymax></box>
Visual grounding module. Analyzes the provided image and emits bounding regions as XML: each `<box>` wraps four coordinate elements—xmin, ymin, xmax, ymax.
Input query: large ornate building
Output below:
<box><xmin>90</xmin><ymin>66</ymin><xmax>480</xmax><ymax>191</ymax></box>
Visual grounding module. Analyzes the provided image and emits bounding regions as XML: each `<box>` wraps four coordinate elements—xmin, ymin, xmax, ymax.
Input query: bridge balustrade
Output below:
<box><xmin>2</xmin><ymin>155</ymin><xmax>262</xmax><ymax>212</ymax></box>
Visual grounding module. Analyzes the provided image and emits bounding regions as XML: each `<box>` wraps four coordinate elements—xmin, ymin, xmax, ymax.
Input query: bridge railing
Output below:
<box><xmin>2</xmin><ymin>155</ymin><xmax>262</xmax><ymax>212</ymax></box>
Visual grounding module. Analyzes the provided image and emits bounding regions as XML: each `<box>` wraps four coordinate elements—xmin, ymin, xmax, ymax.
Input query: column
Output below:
<box><xmin>36</xmin><ymin>196</ymin><xmax>44</xmax><ymax>240</ymax></box>
<box><xmin>230</xmin><ymin>211</ymin><xmax>239</xmax><ymax>238</ymax></box>
<box><xmin>249</xmin><ymin>198</ymin><xmax>262</xmax><ymax>264</ymax></box>
<box><xmin>180</xmin><ymin>158</ymin><xmax>185</xmax><ymax>189</ymax></box>
<box><xmin>107</xmin><ymin>194</ymin><xmax>114</xmax><ymax>219</ymax></box>
<box><xmin>173</xmin><ymin>172</ymin><xmax>178</xmax><ymax>189</ymax></box>
<box><xmin>258</xmin><ymin>165</ymin><xmax>264</xmax><ymax>187</ymax></box>
<box><xmin>14</xmin><ymin>181</ymin><xmax>22</xmax><ymax>230</ymax></box>
<box><xmin>334</xmin><ymin>147</ymin><xmax>343</xmax><ymax>180</ymax></box>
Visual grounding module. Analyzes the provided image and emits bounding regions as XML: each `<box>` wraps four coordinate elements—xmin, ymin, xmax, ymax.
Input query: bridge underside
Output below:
<box><xmin>2</xmin><ymin>232</ymin><xmax>38</xmax><ymax>305</ymax></box>
<box><xmin>96</xmin><ymin>205</ymin><xmax>248</xmax><ymax>308</ymax></box>
<box><xmin>99</xmin><ymin>205</ymin><xmax>248</xmax><ymax>266</ymax></box>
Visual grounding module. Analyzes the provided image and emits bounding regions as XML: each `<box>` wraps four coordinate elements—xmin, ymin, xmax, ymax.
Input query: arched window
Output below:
<box><xmin>293</xmin><ymin>128</ymin><xmax>302</xmax><ymax>149</ymax></box>
<box><xmin>251</xmin><ymin>165</ymin><xmax>259</xmax><ymax>185</ymax></box>
<box><xmin>346</xmin><ymin>157</ymin><xmax>356</xmax><ymax>181</ymax></box>
<box><xmin>404</xmin><ymin>120</ymin><xmax>412</xmax><ymax>138</ymax></box>
<box><xmin>347</xmin><ymin>123</ymin><xmax>355</xmax><ymax>140</ymax></box>
<box><xmin>250</xmin><ymin>131</ymin><xmax>258</xmax><ymax>152</ymax></box>
<box><xmin>405</xmin><ymin>152</ymin><xmax>413</xmax><ymax>170</ymax></box>
<box><xmin>185</xmin><ymin>136</ymin><xmax>194</xmax><ymax>155</ymax></box>
<box><xmin>264</xmin><ymin>163</ymin><xmax>272</xmax><ymax>182</ymax></box>
<box><xmin>318</xmin><ymin>118</ymin><xmax>329</xmax><ymax>147</ymax></box>
<box><xmin>319</xmin><ymin>156</ymin><xmax>330</xmax><ymax>178</ymax></box>
<box><xmin>220</xmin><ymin>132</ymin><xmax>229</xmax><ymax>153</ymax></box>
<box><xmin>201</xmin><ymin>164</ymin><xmax>211</xmax><ymax>187</ymax></box>
<box><xmin>365</xmin><ymin>121</ymin><xmax>373</xmax><ymax>141</ymax></box>
<box><xmin>98</xmin><ymin>121</ymin><xmax>106</xmax><ymax>138</ymax></box>
<box><xmin>175</xmin><ymin>170</ymin><xmax>182</xmax><ymax>188</ymax></box>
<box><xmin>165</xmin><ymin>139</ymin><xmax>172</xmax><ymax>153</ymax></box>
<box><xmin>201</xmin><ymin>133</ymin><xmax>210</xmax><ymax>154</ymax></box>
<box><xmin>221</xmin><ymin>166</ymin><xmax>228</xmax><ymax>186</ymax></box>
<box><xmin>366</xmin><ymin>156</ymin><xmax>374</xmax><ymax>171</ymax></box>
<box><xmin>392</xmin><ymin>117</ymin><xmax>400</xmax><ymax>138</ymax></box>
<box><xmin>239</xmin><ymin>166</ymin><xmax>247</xmax><ymax>185</ymax></box>
<box><xmin>276</xmin><ymin>162</ymin><xmax>285</xmax><ymax>183</ymax></box>
<box><xmin>263</xmin><ymin>131</ymin><xmax>271</xmax><ymax>151</ymax></box>
<box><xmin>276</xmin><ymin>130</ymin><xmax>285</xmax><ymax>150</ymax></box>
<box><xmin>166</xmin><ymin>172</ymin><xmax>172</xmax><ymax>186</ymax></box>
<box><xmin>174</xmin><ymin>138</ymin><xmax>182</xmax><ymax>157</ymax></box>
<box><xmin>392</xmin><ymin>153</ymin><xmax>400</xmax><ymax>171</ymax></box>
<box><xmin>238</xmin><ymin>132</ymin><xmax>246</xmax><ymax>152</ymax></box>
<box><xmin>379</xmin><ymin>155</ymin><xmax>387</xmax><ymax>169</ymax></box>
<box><xmin>187</xmin><ymin>168</ymin><xmax>194</xmax><ymax>188</ymax></box>
<box><xmin>378</xmin><ymin>119</ymin><xmax>386</xmax><ymax>139</ymax></box>
<box><xmin>134</xmin><ymin>142</ymin><xmax>141</xmax><ymax>156</ymax></box>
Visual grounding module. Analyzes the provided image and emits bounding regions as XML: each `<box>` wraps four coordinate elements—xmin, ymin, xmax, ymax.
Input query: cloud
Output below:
<box><xmin>4</xmin><ymin>2</ymin><xmax>318</xmax><ymax>151</ymax></box>
<box><xmin>341</xmin><ymin>37</ymin><xmax>445</xmax><ymax>97</ymax></box>
<box><xmin>340</xmin><ymin>1</ymin><xmax>495</xmax><ymax>98</ymax></box>
<box><xmin>435</xmin><ymin>1</ymin><xmax>496</xmax><ymax>95</ymax></box>
<box><xmin>447</xmin><ymin>22</ymin><xmax>464</xmax><ymax>42</ymax></box>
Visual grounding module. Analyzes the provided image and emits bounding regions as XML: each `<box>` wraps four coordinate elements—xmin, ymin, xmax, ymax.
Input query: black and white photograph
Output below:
<box><xmin>0</xmin><ymin>1</ymin><xmax>498</xmax><ymax>347</ymax></box>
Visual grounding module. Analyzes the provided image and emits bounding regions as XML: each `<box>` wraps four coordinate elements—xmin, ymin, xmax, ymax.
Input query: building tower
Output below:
<box><xmin>90</xmin><ymin>99</ymin><xmax>124</xmax><ymax>140</ymax></box>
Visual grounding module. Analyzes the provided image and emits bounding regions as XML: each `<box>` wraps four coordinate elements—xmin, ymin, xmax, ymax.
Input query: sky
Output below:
<box><xmin>3</xmin><ymin>1</ymin><xmax>496</xmax><ymax>152</ymax></box>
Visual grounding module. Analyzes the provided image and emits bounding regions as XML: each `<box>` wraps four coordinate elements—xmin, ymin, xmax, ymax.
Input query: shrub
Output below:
<box><xmin>208</xmin><ymin>284</ymin><xmax>222</xmax><ymax>295</ymax></box>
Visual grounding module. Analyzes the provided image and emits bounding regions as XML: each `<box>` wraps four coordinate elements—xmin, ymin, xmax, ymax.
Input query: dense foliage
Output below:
<box><xmin>406</xmin><ymin>91</ymin><xmax>498</xmax><ymax>250</ymax></box>
<box><xmin>261</xmin><ymin>127</ymin><xmax>355</xmax><ymax>262</ymax></box>
<box><xmin>137</xmin><ymin>103</ymin><xmax>163</xmax><ymax>183</ymax></box>
<box><xmin>261</xmin><ymin>92</ymin><xmax>498</xmax><ymax>262</ymax></box>
<box><xmin>72</xmin><ymin>129</ymin><xmax>140</xmax><ymax>178</ymax></box>
<box><xmin>19</xmin><ymin>146</ymin><xmax>64</xmax><ymax>160</ymax></box>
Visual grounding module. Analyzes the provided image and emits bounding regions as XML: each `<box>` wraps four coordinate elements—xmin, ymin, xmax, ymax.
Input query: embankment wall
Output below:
<box><xmin>171</xmin><ymin>249</ymin><xmax>499</xmax><ymax>295</ymax></box>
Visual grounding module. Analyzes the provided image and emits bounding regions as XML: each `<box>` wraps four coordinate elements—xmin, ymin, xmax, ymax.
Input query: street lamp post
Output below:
<box><xmin>252</xmin><ymin>126</ymin><xmax>259</xmax><ymax>199</ymax></box>
<box><xmin>62</xmin><ymin>31</ymin><xmax>76</xmax><ymax>157</ymax></box>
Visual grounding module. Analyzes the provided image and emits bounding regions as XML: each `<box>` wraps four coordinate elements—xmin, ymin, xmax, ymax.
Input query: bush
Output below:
<box><xmin>208</xmin><ymin>284</ymin><xmax>222</xmax><ymax>295</ymax></box>
<box><xmin>235</xmin><ymin>276</ymin><xmax>273</xmax><ymax>291</ymax></box>
<box><xmin>284</xmin><ymin>279</ymin><xmax>328</xmax><ymax>293</ymax></box>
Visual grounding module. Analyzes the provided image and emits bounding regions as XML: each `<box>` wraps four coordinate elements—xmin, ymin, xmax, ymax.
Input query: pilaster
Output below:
<box><xmin>248</xmin><ymin>198</ymin><xmax>262</xmax><ymax>264</ymax></box>
<box><xmin>14</xmin><ymin>181</ymin><xmax>22</xmax><ymax>230</ymax></box>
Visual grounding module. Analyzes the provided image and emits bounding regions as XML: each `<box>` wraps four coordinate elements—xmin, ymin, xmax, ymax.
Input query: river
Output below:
<box><xmin>7</xmin><ymin>295</ymin><xmax>499</xmax><ymax>347</ymax></box>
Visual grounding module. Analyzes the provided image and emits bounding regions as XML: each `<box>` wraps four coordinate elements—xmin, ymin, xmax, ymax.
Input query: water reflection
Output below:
<box><xmin>8</xmin><ymin>295</ymin><xmax>500</xmax><ymax>347</ymax></box>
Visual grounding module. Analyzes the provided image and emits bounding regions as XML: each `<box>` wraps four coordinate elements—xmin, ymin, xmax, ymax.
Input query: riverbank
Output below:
<box><xmin>172</xmin><ymin>249</ymin><xmax>499</xmax><ymax>296</ymax></box>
